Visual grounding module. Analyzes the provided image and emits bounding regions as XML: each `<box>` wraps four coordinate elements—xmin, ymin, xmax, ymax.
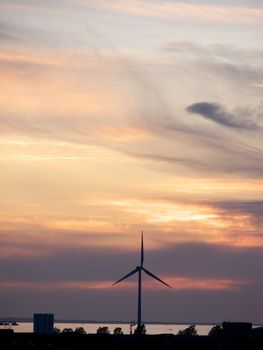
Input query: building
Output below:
<box><xmin>33</xmin><ymin>314</ymin><xmax>54</xmax><ymax>334</ymax></box>
<box><xmin>222</xmin><ymin>322</ymin><xmax>252</xmax><ymax>337</ymax></box>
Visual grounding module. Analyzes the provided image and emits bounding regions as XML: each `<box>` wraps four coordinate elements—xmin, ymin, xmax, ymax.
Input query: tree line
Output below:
<box><xmin>54</xmin><ymin>324</ymin><xmax>223</xmax><ymax>336</ymax></box>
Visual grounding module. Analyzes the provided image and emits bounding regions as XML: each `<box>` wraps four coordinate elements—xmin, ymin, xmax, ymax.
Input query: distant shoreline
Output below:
<box><xmin>0</xmin><ymin>317</ymin><xmax>218</xmax><ymax>325</ymax></box>
<box><xmin>0</xmin><ymin>317</ymin><xmax>261</xmax><ymax>327</ymax></box>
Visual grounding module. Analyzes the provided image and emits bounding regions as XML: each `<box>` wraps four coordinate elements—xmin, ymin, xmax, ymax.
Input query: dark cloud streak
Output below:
<box><xmin>0</xmin><ymin>242</ymin><xmax>262</xmax><ymax>283</ymax></box>
<box><xmin>186</xmin><ymin>102</ymin><xmax>257</xmax><ymax>130</ymax></box>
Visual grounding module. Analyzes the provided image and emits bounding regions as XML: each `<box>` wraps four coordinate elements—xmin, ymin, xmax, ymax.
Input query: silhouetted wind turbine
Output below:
<box><xmin>113</xmin><ymin>231</ymin><xmax>171</xmax><ymax>334</ymax></box>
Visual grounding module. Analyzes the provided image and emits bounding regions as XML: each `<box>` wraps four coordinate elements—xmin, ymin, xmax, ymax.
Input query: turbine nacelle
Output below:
<box><xmin>113</xmin><ymin>265</ymin><xmax>171</xmax><ymax>288</ymax></box>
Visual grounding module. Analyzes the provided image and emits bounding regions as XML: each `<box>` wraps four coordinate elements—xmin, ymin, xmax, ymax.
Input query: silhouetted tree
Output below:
<box><xmin>113</xmin><ymin>327</ymin><xmax>123</xmax><ymax>335</ymax></box>
<box><xmin>75</xmin><ymin>327</ymin><xmax>86</xmax><ymax>334</ymax></box>
<box><xmin>53</xmin><ymin>327</ymin><xmax>61</xmax><ymax>333</ymax></box>
<box><xmin>177</xmin><ymin>325</ymin><xmax>198</xmax><ymax>336</ymax></box>
<box><xmin>134</xmin><ymin>324</ymin><xmax>146</xmax><ymax>335</ymax></box>
<box><xmin>96</xmin><ymin>326</ymin><xmax>110</xmax><ymax>334</ymax></box>
<box><xmin>208</xmin><ymin>325</ymin><xmax>223</xmax><ymax>337</ymax></box>
<box><xmin>62</xmin><ymin>328</ymin><xmax>74</xmax><ymax>333</ymax></box>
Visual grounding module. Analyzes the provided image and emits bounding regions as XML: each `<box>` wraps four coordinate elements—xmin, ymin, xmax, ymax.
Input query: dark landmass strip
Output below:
<box><xmin>1</xmin><ymin>332</ymin><xmax>263</xmax><ymax>350</ymax></box>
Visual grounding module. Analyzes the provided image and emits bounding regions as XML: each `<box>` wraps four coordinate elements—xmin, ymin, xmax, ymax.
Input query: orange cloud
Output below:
<box><xmin>251</xmin><ymin>83</ymin><xmax>263</xmax><ymax>89</ymax></box>
<box><xmin>0</xmin><ymin>47</ymin><xmax>155</xmax><ymax>149</ymax></box>
<box><xmin>0</xmin><ymin>47</ymin><xmax>135</xmax><ymax>114</ymax></box>
<box><xmin>109</xmin><ymin>198</ymin><xmax>217</xmax><ymax>223</ymax></box>
<box><xmin>1</xmin><ymin>190</ymin><xmax>263</xmax><ymax>260</ymax></box>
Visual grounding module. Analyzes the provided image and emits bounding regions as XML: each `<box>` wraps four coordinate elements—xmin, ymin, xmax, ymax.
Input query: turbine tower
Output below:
<box><xmin>113</xmin><ymin>231</ymin><xmax>171</xmax><ymax>334</ymax></box>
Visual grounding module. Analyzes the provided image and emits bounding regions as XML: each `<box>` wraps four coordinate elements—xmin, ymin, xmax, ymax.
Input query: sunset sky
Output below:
<box><xmin>1</xmin><ymin>0</ymin><xmax>263</xmax><ymax>324</ymax></box>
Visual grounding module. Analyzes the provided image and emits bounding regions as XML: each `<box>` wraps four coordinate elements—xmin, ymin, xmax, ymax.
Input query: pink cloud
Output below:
<box><xmin>0</xmin><ymin>276</ymin><xmax>249</xmax><ymax>292</ymax></box>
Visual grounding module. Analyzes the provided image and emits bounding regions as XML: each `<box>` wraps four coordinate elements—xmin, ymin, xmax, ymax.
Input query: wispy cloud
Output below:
<box><xmin>0</xmin><ymin>0</ymin><xmax>67</xmax><ymax>13</ymax></box>
<box><xmin>76</xmin><ymin>0</ymin><xmax>263</xmax><ymax>24</ymax></box>
<box><xmin>0</xmin><ymin>43</ymin><xmax>262</xmax><ymax>179</ymax></box>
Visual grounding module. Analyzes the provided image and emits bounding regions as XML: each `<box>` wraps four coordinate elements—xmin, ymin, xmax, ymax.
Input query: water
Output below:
<box><xmin>3</xmin><ymin>322</ymin><xmax>214</xmax><ymax>335</ymax></box>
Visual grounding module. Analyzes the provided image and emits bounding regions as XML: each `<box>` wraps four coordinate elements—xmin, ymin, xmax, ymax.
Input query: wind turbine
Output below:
<box><xmin>113</xmin><ymin>231</ymin><xmax>171</xmax><ymax>334</ymax></box>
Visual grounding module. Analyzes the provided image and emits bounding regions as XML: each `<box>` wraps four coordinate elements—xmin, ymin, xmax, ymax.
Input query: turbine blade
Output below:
<box><xmin>141</xmin><ymin>231</ymin><xmax>144</xmax><ymax>267</ymax></box>
<box><xmin>112</xmin><ymin>267</ymin><xmax>139</xmax><ymax>286</ymax></box>
<box><xmin>142</xmin><ymin>267</ymin><xmax>171</xmax><ymax>288</ymax></box>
